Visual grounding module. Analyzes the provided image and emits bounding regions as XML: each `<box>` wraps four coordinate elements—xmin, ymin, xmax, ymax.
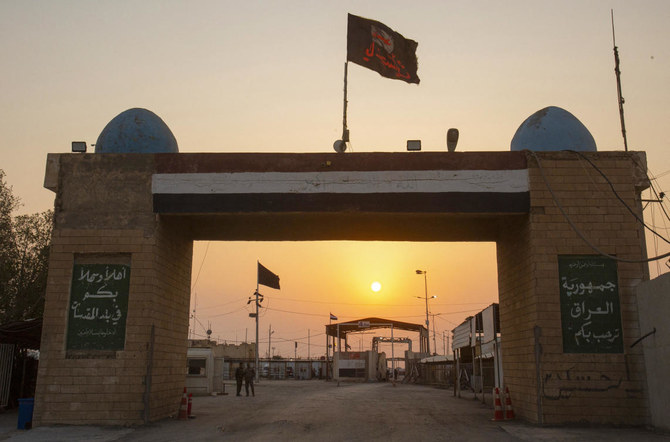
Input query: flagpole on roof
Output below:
<box><xmin>342</xmin><ymin>61</ymin><xmax>349</xmax><ymax>145</ymax></box>
<box><xmin>334</xmin><ymin>62</ymin><xmax>350</xmax><ymax>153</ymax></box>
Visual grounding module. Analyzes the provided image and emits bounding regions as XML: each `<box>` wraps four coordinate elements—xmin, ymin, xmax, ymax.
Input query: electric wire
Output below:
<box><xmin>530</xmin><ymin>151</ymin><xmax>670</xmax><ymax>263</ymax></box>
<box><xmin>641</xmin><ymin>167</ymin><xmax>670</xmax><ymax>275</ymax></box>
<box><xmin>649</xmin><ymin>179</ymin><xmax>670</xmax><ymax>223</ymax></box>
<box><xmin>199</xmin><ymin>297</ymin><xmax>249</xmax><ymax>311</ymax></box>
<box><xmin>193</xmin><ymin>316</ymin><xmax>209</xmax><ymax>334</ymax></box>
<box><xmin>190</xmin><ymin>241</ymin><xmax>210</xmax><ymax>292</ymax></box>
<box><xmin>651</xmin><ymin>197</ymin><xmax>661</xmax><ymax>275</ymax></box>
<box><xmin>207</xmin><ymin>306</ymin><xmax>249</xmax><ymax>318</ymax></box>
<box><xmin>569</xmin><ymin>150</ymin><xmax>670</xmax><ymax>246</ymax></box>
<box><xmin>264</xmin><ymin>306</ymin><xmax>331</xmax><ymax>317</ymax></box>
<box><xmin>650</xmin><ymin>169</ymin><xmax>670</xmax><ymax>180</ymax></box>
<box><xmin>260</xmin><ymin>305</ymin><xmax>483</xmax><ymax>322</ymax></box>
<box><xmin>263</xmin><ymin>295</ymin><xmax>484</xmax><ymax>308</ymax></box>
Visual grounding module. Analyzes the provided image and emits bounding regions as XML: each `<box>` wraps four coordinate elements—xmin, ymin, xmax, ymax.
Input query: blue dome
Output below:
<box><xmin>95</xmin><ymin>108</ymin><xmax>178</xmax><ymax>153</ymax></box>
<box><xmin>510</xmin><ymin>106</ymin><xmax>596</xmax><ymax>152</ymax></box>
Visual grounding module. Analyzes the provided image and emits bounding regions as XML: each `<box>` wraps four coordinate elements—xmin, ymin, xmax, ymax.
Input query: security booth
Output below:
<box><xmin>185</xmin><ymin>347</ymin><xmax>216</xmax><ymax>395</ymax></box>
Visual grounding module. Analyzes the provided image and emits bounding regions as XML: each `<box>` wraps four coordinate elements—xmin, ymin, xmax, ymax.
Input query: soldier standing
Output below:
<box><xmin>244</xmin><ymin>363</ymin><xmax>256</xmax><ymax>397</ymax></box>
<box><xmin>235</xmin><ymin>363</ymin><xmax>245</xmax><ymax>396</ymax></box>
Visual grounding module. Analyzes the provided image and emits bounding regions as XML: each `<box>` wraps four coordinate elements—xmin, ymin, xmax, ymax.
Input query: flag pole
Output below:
<box><xmin>342</xmin><ymin>61</ymin><xmax>349</xmax><ymax>144</ymax></box>
<box><xmin>255</xmin><ymin>261</ymin><xmax>260</xmax><ymax>382</ymax></box>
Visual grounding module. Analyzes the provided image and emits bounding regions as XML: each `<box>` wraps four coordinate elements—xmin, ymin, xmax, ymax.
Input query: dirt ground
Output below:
<box><xmin>129</xmin><ymin>380</ymin><xmax>514</xmax><ymax>441</ymax></box>
<box><xmin>2</xmin><ymin>380</ymin><xmax>669</xmax><ymax>441</ymax></box>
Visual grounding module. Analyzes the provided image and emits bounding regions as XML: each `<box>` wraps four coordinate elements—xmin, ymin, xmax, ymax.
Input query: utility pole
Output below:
<box><xmin>255</xmin><ymin>290</ymin><xmax>260</xmax><ymax>382</ymax></box>
<box><xmin>308</xmin><ymin>329</ymin><xmax>310</xmax><ymax>360</ymax></box>
<box><xmin>415</xmin><ymin>270</ymin><xmax>434</xmax><ymax>355</ymax></box>
<box><xmin>248</xmin><ymin>286</ymin><xmax>262</xmax><ymax>382</ymax></box>
<box><xmin>432</xmin><ymin>313</ymin><xmax>437</xmax><ymax>356</ymax></box>
<box><xmin>268</xmin><ymin>324</ymin><xmax>273</xmax><ymax>359</ymax></box>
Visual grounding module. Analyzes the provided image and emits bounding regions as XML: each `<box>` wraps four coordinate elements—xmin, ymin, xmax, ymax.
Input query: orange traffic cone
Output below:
<box><xmin>178</xmin><ymin>387</ymin><xmax>188</xmax><ymax>420</ymax></box>
<box><xmin>187</xmin><ymin>393</ymin><xmax>194</xmax><ymax>419</ymax></box>
<box><xmin>492</xmin><ymin>387</ymin><xmax>504</xmax><ymax>421</ymax></box>
<box><xmin>504</xmin><ymin>387</ymin><xmax>515</xmax><ymax>420</ymax></box>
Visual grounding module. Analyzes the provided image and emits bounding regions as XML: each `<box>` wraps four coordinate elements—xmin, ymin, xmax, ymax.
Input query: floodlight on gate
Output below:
<box><xmin>71</xmin><ymin>141</ymin><xmax>87</xmax><ymax>153</ymax></box>
<box><xmin>407</xmin><ymin>140</ymin><xmax>421</xmax><ymax>151</ymax></box>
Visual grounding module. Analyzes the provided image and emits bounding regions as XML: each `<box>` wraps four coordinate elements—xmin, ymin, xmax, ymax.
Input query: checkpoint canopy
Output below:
<box><xmin>325</xmin><ymin>317</ymin><xmax>429</xmax><ymax>353</ymax></box>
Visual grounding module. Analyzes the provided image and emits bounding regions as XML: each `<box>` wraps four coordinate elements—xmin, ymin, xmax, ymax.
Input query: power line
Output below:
<box><xmin>650</xmin><ymin>169</ymin><xmax>670</xmax><ymax>180</ymax></box>
<box><xmin>206</xmin><ymin>306</ymin><xmax>249</xmax><ymax>318</ymax></box>
<box><xmin>264</xmin><ymin>306</ymin><xmax>330</xmax><ymax>317</ymax></box>
<box><xmin>190</xmin><ymin>241</ymin><xmax>211</xmax><ymax>292</ymax></box>
<box><xmin>531</xmin><ymin>151</ymin><xmax>670</xmax><ymax>263</ymax></box>
<box><xmin>263</xmin><ymin>295</ymin><xmax>484</xmax><ymax>308</ymax></box>
<box><xmin>649</xmin><ymin>180</ymin><xmax>670</xmax><ymax>224</ymax></box>
<box><xmin>571</xmin><ymin>150</ymin><xmax>670</xmax><ymax>245</ymax></box>
<box><xmin>198</xmin><ymin>297</ymin><xmax>249</xmax><ymax>311</ymax></box>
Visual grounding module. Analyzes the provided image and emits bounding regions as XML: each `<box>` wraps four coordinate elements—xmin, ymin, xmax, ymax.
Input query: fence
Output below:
<box><xmin>417</xmin><ymin>362</ymin><xmax>454</xmax><ymax>387</ymax></box>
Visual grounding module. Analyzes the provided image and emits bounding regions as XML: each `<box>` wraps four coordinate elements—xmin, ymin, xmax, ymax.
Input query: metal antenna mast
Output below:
<box><xmin>611</xmin><ymin>9</ymin><xmax>628</xmax><ymax>151</ymax></box>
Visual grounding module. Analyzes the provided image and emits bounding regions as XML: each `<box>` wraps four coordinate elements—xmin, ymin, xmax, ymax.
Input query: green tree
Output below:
<box><xmin>0</xmin><ymin>170</ymin><xmax>53</xmax><ymax>324</ymax></box>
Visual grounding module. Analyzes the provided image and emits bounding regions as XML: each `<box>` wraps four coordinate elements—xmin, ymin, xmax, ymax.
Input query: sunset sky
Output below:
<box><xmin>2</xmin><ymin>1</ymin><xmax>669</xmax><ymax>358</ymax></box>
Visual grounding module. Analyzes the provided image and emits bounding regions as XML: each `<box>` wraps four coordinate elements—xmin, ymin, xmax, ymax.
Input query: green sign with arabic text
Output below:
<box><xmin>558</xmin><ymin>255</ymin><xmax>623</xmax><ymax>353</ymax></box>
<box><xmin>66</xmin><ymin>263</ymin><xmax>130</xmax><ymax>351</ymax></box>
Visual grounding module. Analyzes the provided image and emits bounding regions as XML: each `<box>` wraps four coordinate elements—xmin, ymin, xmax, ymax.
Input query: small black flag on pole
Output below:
<box><xmin>258</xmin><ymin>262</ymin><xmax>280</xmax><ymax>290</ymax></box>
<box><xmin>347</xmin><ymin>13</ymin><xmax>419</xmax><ymax>84</ymax></box>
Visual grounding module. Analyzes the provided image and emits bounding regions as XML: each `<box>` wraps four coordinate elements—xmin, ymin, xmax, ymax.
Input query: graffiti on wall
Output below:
<box><xmin>542</xmin><ymin>366</ymin><xmax>642</xmax><ymax>400</ymax></box>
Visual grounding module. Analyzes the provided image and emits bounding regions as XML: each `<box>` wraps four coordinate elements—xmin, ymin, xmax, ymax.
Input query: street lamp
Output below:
<box><xmin>415</xmin><ymin>270</ymin><xmax>436</xmax><ymax>354</ymax></box>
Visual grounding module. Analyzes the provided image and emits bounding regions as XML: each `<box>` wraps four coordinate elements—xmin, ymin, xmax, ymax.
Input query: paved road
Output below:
<box><xmin>1</xmin><ymin>381</ymin><xmax>668</xmax><ymax>441</ymax></box>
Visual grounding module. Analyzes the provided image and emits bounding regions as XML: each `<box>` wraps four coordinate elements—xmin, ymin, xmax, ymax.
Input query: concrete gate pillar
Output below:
<box><xmin>497</xmin><ymin>151</ymin><xmax>650</xmax><ymax>425</ymax></box>
<box><xmin>35</xmin><ymin>154</ymin><xmax>192</xmax><ymax>425</ymax></box>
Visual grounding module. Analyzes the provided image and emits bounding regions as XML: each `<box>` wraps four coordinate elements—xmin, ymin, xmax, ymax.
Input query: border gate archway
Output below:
<box><xmin>36</xmin><ymin>151</ymin><xmax>650</xmax><ymax>426</ymax></box>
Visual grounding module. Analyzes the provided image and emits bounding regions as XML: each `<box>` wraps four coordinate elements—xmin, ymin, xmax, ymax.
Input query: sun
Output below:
<box><xmin>371</xmin><ymin>281</ymin><xmax>382</xmax><ymax>292</ymax></box>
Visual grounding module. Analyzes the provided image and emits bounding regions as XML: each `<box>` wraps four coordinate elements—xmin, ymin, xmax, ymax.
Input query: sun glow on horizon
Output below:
<box><xmin>371</xmin><ymin>281</ymin><xmax>382</xmax><ymax>292</ymax></box>
<box><xmin>188</xmin><ymin>240</ymin><xmax>499</xmax><ymax>356</ymax></box>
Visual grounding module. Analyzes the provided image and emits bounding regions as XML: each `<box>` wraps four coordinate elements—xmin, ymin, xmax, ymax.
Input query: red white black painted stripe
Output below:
<box><xmin>152</xmin><ymin>169</ymin><xmax>529</xmax><ymax>214</ymax></box>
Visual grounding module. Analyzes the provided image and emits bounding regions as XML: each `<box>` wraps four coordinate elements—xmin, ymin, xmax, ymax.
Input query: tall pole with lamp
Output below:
<box><xmin>415</xmin><ymin>270</ymin><xmax>436</xmax><ymax>355</ymax></box>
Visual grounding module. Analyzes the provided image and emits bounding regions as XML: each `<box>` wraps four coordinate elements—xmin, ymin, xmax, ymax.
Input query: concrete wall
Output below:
<box><xmin>636</xmin><ymin>274</ymin><xmax>670</xmax><ymax>431</ymax></box>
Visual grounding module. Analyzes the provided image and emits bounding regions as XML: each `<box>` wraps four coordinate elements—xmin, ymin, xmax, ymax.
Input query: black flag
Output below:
<box><xmin>347</xmin><ymin>13</ymin><xmax>419</xmax><ymax>84</ymax></box>
<box><xmin>258</xmin><ymin>262</ymin><xmax>280</xmax><ymax>289</ymax></box>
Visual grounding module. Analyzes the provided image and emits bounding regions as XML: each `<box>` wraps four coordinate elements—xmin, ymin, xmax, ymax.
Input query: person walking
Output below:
<box><xmin>244</xmin><ymin>363</ymin><xmax>256</xmax><ymax>397</ymax></box>
<box><xmin>235</xmin><ymin>363</ymin><xmax>245</xmax><ymax>396</ymax></box>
